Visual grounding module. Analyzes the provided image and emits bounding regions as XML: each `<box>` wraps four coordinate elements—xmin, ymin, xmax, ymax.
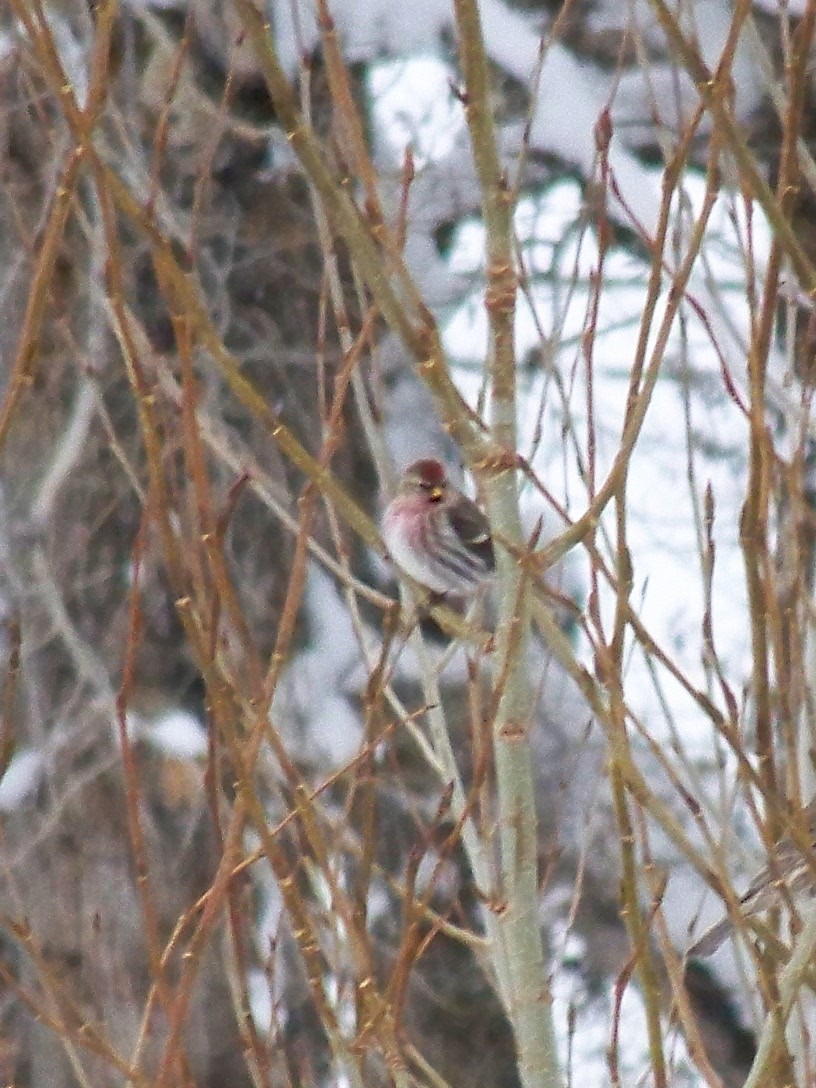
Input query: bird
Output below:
<box><xmin>688</xmin><ymin>801</ymin><xmax>816</xmax><ymax>957</ymax></box>
<box><xmin>381</xmin><ymin>458</ymin><xmax>495</xmax><ymax>597</ymax></box>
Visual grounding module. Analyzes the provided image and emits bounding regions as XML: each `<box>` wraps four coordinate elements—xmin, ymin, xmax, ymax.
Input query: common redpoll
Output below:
<box><xmin>381</xmin><ymin>458</ymin><xmax>495</xmax><ymax>596</ymax></box>
<box><xmin>689</xmin><ymin>801</ymin><xmax>816</xmax><ymax>957</ymax></box>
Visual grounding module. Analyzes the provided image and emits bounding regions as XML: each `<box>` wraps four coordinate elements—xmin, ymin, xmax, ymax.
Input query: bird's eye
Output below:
<box><xmin>417</xmin><ymin>478</ymin><xmax>443</xmax><ymax>500</ymax></box>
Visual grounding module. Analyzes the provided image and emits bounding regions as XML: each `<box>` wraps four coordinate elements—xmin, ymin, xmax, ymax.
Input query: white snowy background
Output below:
<box><xmin>273</xmin><ymin>18</ymin><xmax>787</xmax><ymax>1082</ymax></box>
<box><xmin>371</xmin><ymin>54</ymin><xmax>762</xmax><ymax>1086</ymax></box>
<box><xmin>361</xmin><ymin>8</ymin><xmax>799</xmax><ymax>1080</ymax></box>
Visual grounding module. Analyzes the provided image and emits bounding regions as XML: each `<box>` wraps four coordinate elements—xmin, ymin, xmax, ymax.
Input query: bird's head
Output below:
<box><xmin>399</xmin><ymin>458</ymin><xmax>450</xmax><ymax>504</ymax></box>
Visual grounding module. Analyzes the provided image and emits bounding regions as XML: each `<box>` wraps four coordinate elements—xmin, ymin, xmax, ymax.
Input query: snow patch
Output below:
<box><xmin>0</xmin><ymin>748</ymin><xmax>45</xmax><ymax>812</ymax></box>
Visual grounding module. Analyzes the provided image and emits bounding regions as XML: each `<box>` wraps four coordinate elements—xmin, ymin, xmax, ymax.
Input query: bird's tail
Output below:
<box><xmin>687</xmin><ymin>916</ymin><xmax>734</xmax><ymax>958</ymax></box>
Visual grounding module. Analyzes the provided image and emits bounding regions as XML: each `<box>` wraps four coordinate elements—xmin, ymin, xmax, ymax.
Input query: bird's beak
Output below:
<box><xmin>430</xmin><ymin>487</ymin><xmax>443</xmax><ymax>501</ymax></box>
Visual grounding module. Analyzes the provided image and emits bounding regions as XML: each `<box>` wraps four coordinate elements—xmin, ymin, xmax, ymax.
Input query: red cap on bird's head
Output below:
<box><xmin>405</xmin><ymin>458</ymin><xmax>448</xmax><ymax>486</ymax></box>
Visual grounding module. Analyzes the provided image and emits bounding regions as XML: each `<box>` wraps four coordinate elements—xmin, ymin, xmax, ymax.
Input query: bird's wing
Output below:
<box><xmin>447</xmin><ymin>501</ymin><xmax>495</xmax><ymax>570</ymax></box>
